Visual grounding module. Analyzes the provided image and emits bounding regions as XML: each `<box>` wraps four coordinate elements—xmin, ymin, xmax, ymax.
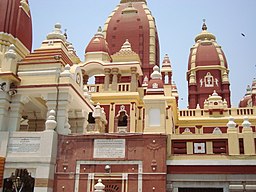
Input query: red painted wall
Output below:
<box><xmin>54</xmin><ymin>134</ymin><xmax>167</xmax><ymax>192</ymax></box>
<box><xmin>0</xmin><ymin>157</ymin><xmax>4</xmax><ymax>188</ymax></box>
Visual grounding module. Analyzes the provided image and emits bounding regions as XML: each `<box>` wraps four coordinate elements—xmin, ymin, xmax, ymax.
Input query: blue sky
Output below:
<box><xmin>29</xmin><ymin>0</ymin><xmax>256</xmax><ymax>109</ymax></box>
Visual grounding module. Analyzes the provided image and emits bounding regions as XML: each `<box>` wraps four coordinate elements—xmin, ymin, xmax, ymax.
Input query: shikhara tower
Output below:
<box><xmin>102</xmin><ymin>0</ymin><xmax>160</xmax><ymax>83</ymax></box>
<box><xmin>187</xmin><ymin>21</ymin><xmax>231</xmax><ymax>109</ymax></box>
<box><xmin>0</xmin><ymin>0</ymin><xmax>255</xmax><ymax>192</ymax></box>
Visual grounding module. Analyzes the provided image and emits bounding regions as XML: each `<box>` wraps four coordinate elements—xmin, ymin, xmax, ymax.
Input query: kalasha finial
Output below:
<box><xmin>98</xmin><ymin>26</ymin><xmax>102</xmax><ymax>33</ymax></box>
<box><xmin>202</xmin><ymin>19</ymin><xmax>207</xmax><ymax>31</ymax></box>
<box><xmin>64</xmin><ymin>29</ymin><xmax>68</xmax><ymax>39</ymax></box>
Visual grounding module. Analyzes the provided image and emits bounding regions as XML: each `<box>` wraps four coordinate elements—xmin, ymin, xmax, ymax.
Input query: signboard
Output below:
<box><xmin>8</xmin><ymin>137</ymin><xmax>40</xmax><ymax>153</ymax></box>
<box><xmin>93</xmin><ymin>139</ymin><xmax>125</xmax><ymax>159</ymax></box>
<box><xmin>0</xmin><ymin>157</ymin><xmax>5</xmax><ymax>188</ymax></box>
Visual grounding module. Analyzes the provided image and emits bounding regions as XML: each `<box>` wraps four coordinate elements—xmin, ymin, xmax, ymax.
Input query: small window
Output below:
<box><xmin>118</xmin><ymin>111</ymin><xmax>128</xmax><ymax>127</ymax></box>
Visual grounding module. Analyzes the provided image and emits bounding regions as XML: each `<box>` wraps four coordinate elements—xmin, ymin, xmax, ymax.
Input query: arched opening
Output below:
<box><xmin>86</xmin><ymin>112</ymin><xmax>96</xmax><ymax>132</ymax></box>
<box><xmin>114</xmin><ymin>105</ymin><xmax>130</xmax><ymax>133</ymax></box>
<box><xmin>118</xmin><ymin>111</ymin><xmax>128</xmax><ymax>127</ymax></box>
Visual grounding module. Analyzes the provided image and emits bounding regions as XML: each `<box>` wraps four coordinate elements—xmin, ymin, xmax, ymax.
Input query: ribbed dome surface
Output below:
<box><xmin>85</xmin><ymin>27</ymin><xmax>110</xmax><ymax>54</ymax></box>
<box><xmin>188</xmin><ymin>22</ymin><xmax>228</xmax><ymax>70</ymax></box>
<box><xmin>195</xmin><ymin>43</ymin><xmax>227</xmax><ymax>67</ymax></box>
<box><xmin>104</xmin><ymin>1</ymin><xmax>159</xmax><ymax>78</ymax></box>
<box><xmin>0</xmin><ymin>0</ymin><xmax>32</xmax><ymax>51</ymax></box>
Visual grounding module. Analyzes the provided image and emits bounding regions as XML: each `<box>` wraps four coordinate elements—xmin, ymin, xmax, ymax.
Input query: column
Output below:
<box><xmin>0</xmin><ymin>99</ymin><xmax>10</xmax><ymax>131</ymax></box>
<box><xmin>130</xmin><ymin>102</ymin><xmax>136</xmax><ymax>132</ymax></box>
<box><xmin>104</xmin><ymin>68</ymin><xmax>111</xmax><ymax>91</ymax></box>
<box><xmin>168</xmin><ymin>72</ymin><xmax>172</xmax><ymax>85</ymax></box>
<box><xmin>130</xmin><ymin>67</ymin><xmax>138</xmax><ymax>92</ymax></box>
<box><xmin>56</xmin><ymin>100</ymin><xmax>71</xmax><ymax>135</ymax></box>
<box><xmin>137</xmin><ymin>107</ymin><xmax>143</xmax><ymax>132</ymax></box>
<box><xmin>111</xmin><ymin>68</ymin><xmax>119</xmax><ymax>91</ymax></box>
<box><xmin>45</xmin><ymin>93</ymin><xmax>71</xmax><ymax>135</ymax></box>
<box><xmin>109</xmin><ymin>103</ymin><xmax>115</xmax><ymax>133</ymax></box>
<box><xmin>242</xmin><ymin>117</ymin><xmax>255</xmax><ymax>155</ymax></box>
<box><xmin>8</xmin><ymin>97</ymin><xmax>24</xmax><ymax>132</ymax></box>
<box><xmin>83</xmin><ymin>74</ymin><xmax>89</xmax><ymax>85</ymax></box>
<box><xmin>227</xmin><ymin>117</ymin><xmax>240</xmax><ymax>155</ymax></box>
<box><xmin>164</xmin><ymin>72</ymin><xmax>169</xmax><ymax>84</ymax></box>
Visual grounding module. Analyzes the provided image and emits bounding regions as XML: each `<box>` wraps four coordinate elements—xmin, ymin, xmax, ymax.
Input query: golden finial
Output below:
<box><xmin>98</xmin><ymin>26</ymin><xmax>102</xmax><ymax>32</ymax></box>
<box><xmin>202</xmin><ymin>19</ymin><xmax>207</xmax><ymax>31</ymax></box>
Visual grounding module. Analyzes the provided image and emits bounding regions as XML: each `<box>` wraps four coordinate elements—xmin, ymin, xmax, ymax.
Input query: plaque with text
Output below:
<box><xmin>8</xmin><ymin>137</ymin><xmax>41</xmax><ymax>153</ymax></box>
<box><xmin>93</xmin><ymin>139</ymin><xmax>125</xmax><ymax>158</ymax></box>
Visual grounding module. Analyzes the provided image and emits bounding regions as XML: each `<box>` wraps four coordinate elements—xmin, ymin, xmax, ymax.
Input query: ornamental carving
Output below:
<box><xmin>200</xmin><ymin>72</ymin><xmax>219</xmax><ymax>87</ymax></box>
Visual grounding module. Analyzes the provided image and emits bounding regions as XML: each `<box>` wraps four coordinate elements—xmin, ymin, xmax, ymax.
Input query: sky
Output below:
<box><xmin>29</xmin><ymin>0</ymin><xmax>256</xmax><ymax>109</ymax></box>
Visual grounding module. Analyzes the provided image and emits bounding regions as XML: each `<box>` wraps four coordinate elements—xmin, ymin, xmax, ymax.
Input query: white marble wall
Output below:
<box><xmin>0</xmin><ymin>130</ymin><xmax>57</xmax><ymax>192</ymax></box>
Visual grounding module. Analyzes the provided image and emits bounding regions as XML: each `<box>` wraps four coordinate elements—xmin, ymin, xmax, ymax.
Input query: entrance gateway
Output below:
<box><xmin>179</xmin><ymin>188</ymin><xmax>223</xmax><ymax>192</ymax></box>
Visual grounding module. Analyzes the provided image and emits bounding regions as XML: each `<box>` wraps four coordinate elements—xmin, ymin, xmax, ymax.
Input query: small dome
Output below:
<box><xmin>150</xmin><ymin>65</ymin><xmax>162</xmax><ymax>80</ymax></box>
<box><xmin>147</xmin><ymin>65</ymin><xmax>164</xmax><ymax>95</ymax></box>
<box><xmin>0</xmin><ymin>0</ymin><xmax>32</xmax><ymax>51</ymax></box>
<box><xmin>47</xmin><ymin>23</ymin><xmax>66</xmax><ymax>41</ymax></box>
<box><xmin>188</xmin><ymin>21</ymin><xmax>228</xmax><ymax>70</ymax></box>
<box><xmin>239</xmin><ymin>85</ymin><xmax>252</xmax><ymax>107</ymax></box>
<box><xmin>239</xmin><ymin>95</ymin><xmax>252</xmax><ymax>108</ymax></box>
<box><xmin>85</xmin><ymin>27</ymin><xmax>110</xmax><ymax>54</ymax></box>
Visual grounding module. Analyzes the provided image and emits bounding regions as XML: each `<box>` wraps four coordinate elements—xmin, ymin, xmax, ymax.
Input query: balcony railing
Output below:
<box><xmin>179</xmin><ymin>107</ymin><xmax>255</xmax><ymax>117</ymax></box>
<box><xmin>87</xmin><ymin>83</ymin><xmax>131</xmax><ymax>93</ymax></box>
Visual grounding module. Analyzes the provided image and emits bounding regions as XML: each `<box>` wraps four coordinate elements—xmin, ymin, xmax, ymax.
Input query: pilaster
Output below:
<box><xmin>227</xmin><ymin>117</ymin><xmax>240</xmax><ymax>155</ymax></box>
<box><xmin>129</xmin><ymin>102</ymin><xmax>136</xmax><ymax>132</ymax></box>
<box><xmin>137</xmin><ymin>107</ymin><xmax>143</xmax><ymax>132</ymax></box>
<box><xmin>144</xmin><ymin>96</ymin><xmax>167</xmax><ymax>133</ymax></box>
<box><xmin>109</xmin><ymin>103</ymin><xmax>115</xmax><ymax>133</ymax></box>
<box><xmin>0</xmin><ymin>97</ymin><xmax>10</xmax><ymax>131</ymax></box>
<box><xmin>56</xmin><ymin>100</ymin><xmax>71</xmax><ymax>135</ymax></box>
<box><xmin>242</xmin><ymin>117</ymin><xmax>255</xmax><ymax>155</ymax></box>
<box><xmin>165</xmin><ymin>106</ymin><xmax>172</xmax><ymax>134</ymax></box>
<box><xmin>45</xmin><ymin>93</ymin><xmax>72</xmax><ymax>135</ymax></box>
<box><xmin>131</xmin><ymin>67</ymin><xmax>138</xmax><ymax>92</ymax></box>
<box><xmin>8</xmin><ymin>96</ymin><xmax>24</xmax><ymax>132</ymax></box>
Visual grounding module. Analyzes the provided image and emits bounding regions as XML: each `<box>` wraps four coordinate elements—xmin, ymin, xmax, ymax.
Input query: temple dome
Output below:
<box><xmin>103</xmin><ymin>0</ymin><xmax>159</xmax><ymax>79</ymax></box>
<box><xmin>188</xmin><ymin>21</ymin><xmax>228</xmax><ymax>70</ymax></box>
<box><xmin>239</xmin><ymin>85</ymin><xmax>253</xmax><ymax>107</ymax></box>
<box><xmin>85</xmin><ymin>27</ymin><xmax>110</xmax><ymax>54</ymax></box>
<box><xmin>0</xmin><ymin>0</ymin><xmax>32</xmax><ymax>51</ymax></box>
<box><xmin>187</xmin><ymin>21</ymin><xmax>231</xmax><ymax>109</ymax></box>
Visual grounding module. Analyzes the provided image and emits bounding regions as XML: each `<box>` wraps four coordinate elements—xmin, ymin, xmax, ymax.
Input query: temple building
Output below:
<box><xmin>0</xmin><ymin>0</ymin><xmax>255</xmax><ymax>192</ymax></box>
